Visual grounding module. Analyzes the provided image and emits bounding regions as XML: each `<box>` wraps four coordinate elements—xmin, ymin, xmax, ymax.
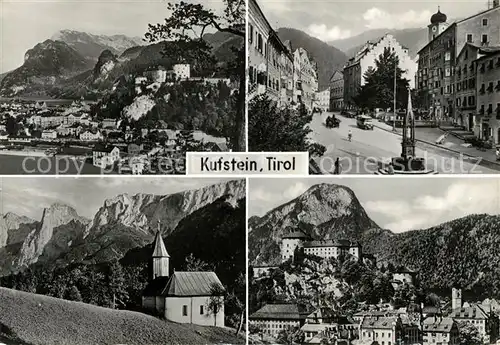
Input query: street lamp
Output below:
<box><xmin>393</xmin><ymin>63</ymin><xmax>397</xmax><ymax>131</ymax></box>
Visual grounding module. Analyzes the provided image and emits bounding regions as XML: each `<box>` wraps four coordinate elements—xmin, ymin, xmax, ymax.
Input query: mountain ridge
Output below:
<box><xmin>276</xmin><ymin>28</ymin><xmax>348</xmax><ymax>90</ymax></box>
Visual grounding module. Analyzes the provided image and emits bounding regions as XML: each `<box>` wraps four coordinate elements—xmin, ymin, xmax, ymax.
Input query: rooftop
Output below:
<box><xmin>161</xmin><ymin>271</ymin><xmax>224</xmax><ymax>297</ymax></box>
<box><xmin>250</xmin><ymin>303</ymin><xmax>313</xmax><ymax>320</ymax></box>
<box><xmin>449</xmin><ymin>306</ymin><xmax>488</xmax><ymax>320</ymax></box>
<box><xmin>422</xmin><ymin>317</ymin><xmax>455</xmax><ymax>332</ymax></box>
<box><xmin>361</xmin><ymin>316</ymin><xmax>398</xmax><ymax>330</ymax></box>
<box><xmin>282</xmin><ymin>231</ymin><xmax>311</xmax><ymax>239</ymax></box>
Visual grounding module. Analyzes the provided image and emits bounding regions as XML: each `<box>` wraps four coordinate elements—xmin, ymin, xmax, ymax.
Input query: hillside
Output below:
<box><xmin>277</xmin><ymin>28</ymin><xmax>348</xmax><ymax>90</ymax></box>
<box><xmin>0</xmin><ymin>40</ymin><xmax>93</xmax><ymax>97</ymax></box>
<box><xmin>329</xmin><ymin>27</ymin><xmax>427</xmax><ymax>59</ymax></box>
<box><xmin>1</xmin><ymin>30</ymin><xmax>241</xmax><ymax>99</ymax></box>
<box><xmin>366</xmin><ymin>214</ymin><xmax>500</xmax><ymax>298</ymax></box>
<box><xmin>249</xmin><ymin>183</ymin><xmax>379</xmax><ymax>266</ymax></box>
<box><xmin>0</xmin><ymin>287</ymin><xmax>244</xmax><ymax>345</ymax></box>
<box><xmin>0</xmin><ymin>180</ymin><xmax>245</xmax><ymax>276</ymax></box>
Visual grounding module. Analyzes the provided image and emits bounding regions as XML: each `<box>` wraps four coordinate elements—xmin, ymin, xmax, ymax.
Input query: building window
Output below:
<box><xmin>249</xmin><ymin>25</ymin><xmax>254</xmax><ymax>44</ymax></box>
<box><xmin>445</xmin><ymin>52</ymin><xmax>451</xmax><ymax>61</ymax></box>
<box><xmin>200</xmin><ymin>305</ymin><xmax>204</xmax><ymax>315</ymax></box>
<box><xmin>482</xmin><ymin>35</ymin><xmax>488</xmax><ymax>44</ymax></box>
<box><xmin>467</xmin><ymin>34</ymin><xmax>473</xmax><ymax>43</ymax></box>
<box><xmin>182</xmin><ymin>305</ymin><xmax>188</xmax><ymax>316</ymax></box>
<box><xmin>483</xmin><ymin>18</ymin><xmax>488</xmax><ymax>26</ymax></box>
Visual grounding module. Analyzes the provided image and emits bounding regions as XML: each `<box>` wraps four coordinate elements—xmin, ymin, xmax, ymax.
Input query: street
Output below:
<box><xmin>309</xmin><ymin>112</ymin><xmax>500</xmax><ymax>175</ymax></box>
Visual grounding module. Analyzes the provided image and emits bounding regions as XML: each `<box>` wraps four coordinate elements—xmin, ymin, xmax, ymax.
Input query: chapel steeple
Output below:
<box><xmin>152</xmin><ymin>220</ymin><xmax>170</xmax><ymax>279</ymax></box>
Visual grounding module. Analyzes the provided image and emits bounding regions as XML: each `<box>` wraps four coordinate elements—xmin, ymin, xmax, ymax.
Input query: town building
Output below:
<box><xmin>449</xmin><ymin>288</ymin><xmax>499</xmax><ymax>343</ymax></box>
<box><xmin>392</xmin><ymin>267</ymin><xmax>417</xmax><ymax>290</ymax></box>
<box><xmin>294</xmin><ymin>47</ymin><xmax>318</xmax><ymax>111</ymax></box>
<box><xmin>0</xmin><ymin>131</ymin><xmax>9</xmax><ymax>140</ymax></box>
<box><xmin>415</xmin><ymin>3</ymin><xmax>500</xmax><ymax>123</ymax></box>
<box><xmin>475</xmin><ymin>46</ymin><xmax>500</xmax><ymax>144</ymax></box>
<box><xmin>41</xmin><ymin>130</ymin><xmax>57</xmax><ymax>140</ymax></box>
<box><xmin>247</xmin><ymin>0</ymin><xmax>294</xmax><ymax>106</ymax></box>
<box><xmin>422</xmin><ymin>317</ymin><xmax>459</xmax><ymax>345</ymax></box>
<box><xmin>249</xmin><ymin>303</ymin><xmax>313</xmax><ymax>338</ymax></box>
<box><xmin>252</xmin><ymin>265</ymin><xmax>278</xmax><ymax>278</ymax></box>
<box><xmin>315</xmin><ymin>89</ymin><xmax>330</xmax><ymax>112</ymax></box>
<box><xmin>359</xmin><ymin>316</ymin><xmax>403</xmax><ymax>345</ymax></box>
<box><xmin>280</xmin><ymin>40</ymin><xmax>295</xmax><ymax>106</ymax></box>
<box><xmin>302</xmin><ymin>240</ymin><xmax>361</xmax><ymax>261</ymax></box>
<box><xmin>455</xmin><ymin>43</ymin><xmax>481</xmax><ymax>131</ymax></box>
<box><xmin>141</xmin><ymin>231</ymin><xmax>225</xmax><ymax>326</ymax></box>
<box><xmin>102</xmin><ymin>118</ymin><xmax>117</xmax><ymax>129</ymax></box>
<box><xmin>343</xmin><ymin>34</ymin><xmax>416</xmax><ymax>110</ymax></box>
<box><xmin>247</xmin><ymin>0</ymin><xmax>269</xmax><ymax>100</ymax></box>
<box><xmin>301</xmin><ymin>308</ymin><xmax>358</xmax><ymax>343</ymax></box>
<box><xmin>80</xmin><ymin>130</ymin><xmax>103</xmax><ymax>141</ymax></box>
<box><xmin>92</xmin><ymin>145</ymin><xmax>120</xmax><ymax>168</ymax></box>
<box><xmin>144</xmin><ymin>66</ymin><xmax>167</xmax><ymax>83</ymax></box>
<box><xmin>280</xmin><ymin>231</ymin><xmax>312</xmax><ymax>261</ymax></box>
<box><xmin>329</xmin><ymin>70</ymin><xmax>344</xmax><ymax>111</ymax></box>
<box><xmin>173</xmin><ymin>64</ymin><xmax>190</xmax><ymax>80</ymax></box>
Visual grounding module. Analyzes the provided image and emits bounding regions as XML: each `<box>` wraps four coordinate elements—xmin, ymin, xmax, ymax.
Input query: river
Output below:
<box><xmin>0</xmin><ymin>154</ymin><xmax>105</xmax><ymax>175</ymax></box>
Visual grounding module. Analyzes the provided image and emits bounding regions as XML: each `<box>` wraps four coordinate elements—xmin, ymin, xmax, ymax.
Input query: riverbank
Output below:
<box><xmin>0</xmin><ymin>150</ymin><xmax>47</xmax><ymax>157</ymax></box>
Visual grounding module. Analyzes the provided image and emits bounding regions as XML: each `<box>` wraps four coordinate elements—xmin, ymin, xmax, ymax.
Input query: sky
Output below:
<box><xmin>0</xmin><ymin>0</ymin><xmax>226</xmax><ymax>74</ymax></box>
<box><xmin>258</xmin><ymin>0</ymin><xmax>493</xmax><ymax>42</ymax></box>
<box><xmin>0</xmin><ymin>177</ymin><xmax>237</xmax><ymax>220</ymax></box>
<box><xmin>249</xmin><ymin>177</ymin><xmax>500</xmax><ymax>233</ymax></box>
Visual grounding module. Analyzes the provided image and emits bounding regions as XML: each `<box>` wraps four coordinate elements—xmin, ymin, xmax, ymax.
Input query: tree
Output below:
<box><xmin>184</xmin><ymin>253</ymin><xmax>214</xmax><ymax>271</ymax></box>
<box><xmin>145</xmin><ymin>0</ymin><xmax>245</xmax><ymax>151</ymax></box>
<box><xmin>458</xmin><ymin>321</ymin><xmax>482</xmax><ymax>345</ymax></box>
<box><xmin>107</xmin><ymin>261</ymin><xmax>129</xmax><ymax>308</ymax></box>
<box><xmin>227</xmin><ymin>273</ymin><xmax>245</xmax><ymax>335</ymax></box>
<box><xmin>355</xmin><ymin>47</ymin><xmax>410</xmax><ymax>111</ymax></box>
<box><xmin>66</xmin><ymin>285</ymin><xmax>83</xmax><ymax>302</ymax></box>
<box><xmin>249</xmin><ymin>96</ymin><xmax>325</xmax><ymax>155</ymax></box>
<box><xmin>277</xmin><ymin>326</ymin><xmax>305</xmax><ymax>345</ymax></box>
<box><xmin>5</xmin><ymin>115</ymin><xmax>19</xmax><ymax>136</ymax></box>
<box><xmin>208</xmin><ymin>282</ymin><xmax>226</xmax><ymax>327</ymax></box>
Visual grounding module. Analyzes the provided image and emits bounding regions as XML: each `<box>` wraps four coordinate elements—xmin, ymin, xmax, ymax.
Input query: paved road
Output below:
<box><xmin>309</xmin><ymin>112</ymin><xmax>500</xmax><ymax>175</ymax></box>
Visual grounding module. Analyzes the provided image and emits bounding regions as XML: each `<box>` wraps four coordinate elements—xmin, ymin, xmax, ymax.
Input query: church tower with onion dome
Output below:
<box><xmin>428</xmin><ymin>6</ymin><xmax>449</xmax><ymax>42</ymax></box>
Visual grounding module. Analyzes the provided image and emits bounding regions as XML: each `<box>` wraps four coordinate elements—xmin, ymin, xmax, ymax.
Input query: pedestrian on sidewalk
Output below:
<box><xmin>387</xmin><ymin>162</ymin><xmax>395</xmax><ymax>175</ymax></box>
<box><xmin>496</xmin><ymin>147</ymin><xmax>500</xmax><ymax>161</ymax></box>
<box><xmin>334</xmin><ymin>158</ymin><xmax>342</xmax><ymax>174</ymax></box>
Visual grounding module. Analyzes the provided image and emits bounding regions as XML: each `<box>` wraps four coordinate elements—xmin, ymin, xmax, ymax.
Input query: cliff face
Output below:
<box><xmin>0</xmin><ymin>180</ymin><xmax>246</xmax><ymax>276</ymax></box>
<box><xmin>249</xmin><ymin>183</ymin><xmax>379</xmax><ymax>265</ymax></box>
<box><xmin>18</xmin><ymin>204</ymin><xmax>90</xmax><ymax>267</ymax></box>
<box><xmin>85</xmin><ymin>179</ymin><xmax>246</xmax><ymax>238</ymax></box>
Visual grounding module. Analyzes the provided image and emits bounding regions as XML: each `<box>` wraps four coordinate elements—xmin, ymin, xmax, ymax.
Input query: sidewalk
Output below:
<box><xmin>373</xmin><ymin>120</ymin><xmax>500</xmax><ymax>167</ymax></box>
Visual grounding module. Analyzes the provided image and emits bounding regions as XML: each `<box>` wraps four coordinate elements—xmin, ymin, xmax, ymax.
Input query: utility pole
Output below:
<box><xmin>393</xmin><ymin>63</ymin><xmax>397</xmax><ymax>131</ymax></box>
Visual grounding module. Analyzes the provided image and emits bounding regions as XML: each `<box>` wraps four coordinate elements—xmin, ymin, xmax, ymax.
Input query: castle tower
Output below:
<box><xmin>428</xmin><ymin>7</ymin><xmax>449</xmax><ymax>42</ymax></box>
<box><xmin>452</xmin><ymin>287</ymin><xmax>462</xmax><ymax>310</ymax></box>
<box><xmin>152</xmin><ymin>220</ymin><xmax>170</xmax><ymax>279</ymax></box>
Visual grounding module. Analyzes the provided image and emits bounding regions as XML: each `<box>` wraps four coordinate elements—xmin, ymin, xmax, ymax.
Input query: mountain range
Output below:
<box><xmin>0</xmin><ymin>179</ymin><xmax>246</xmax><ymax>276</ymax></box>
<box><xmin>249</xmin><ymin>183</ymin><xmax>500</xmax><ymax>297</ymax></box>
<box><xmin>0</xmin><ymin>29</ymin><xmax>242</xmax><ymax>98</ymax></box>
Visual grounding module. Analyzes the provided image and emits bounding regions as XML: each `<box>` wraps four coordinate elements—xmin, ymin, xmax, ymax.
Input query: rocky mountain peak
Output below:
<box><xmin>17</xmin><ymin>203</ymin><xmax>89</xmax><ymax>267</ymax></box>
<box><xmin>249</xmin><ymin>183</ymin><xmax>379</xmax><ymax>265</ymax></box>
<box><xmin>3</xmin><ymin>212</ymin><xmax>35</xmax><ymax>231</ymax></box>
<box><xmin>0</xmin><ymin>216</ymin><xmax>7</xmax><ymax>249</ymax></box>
